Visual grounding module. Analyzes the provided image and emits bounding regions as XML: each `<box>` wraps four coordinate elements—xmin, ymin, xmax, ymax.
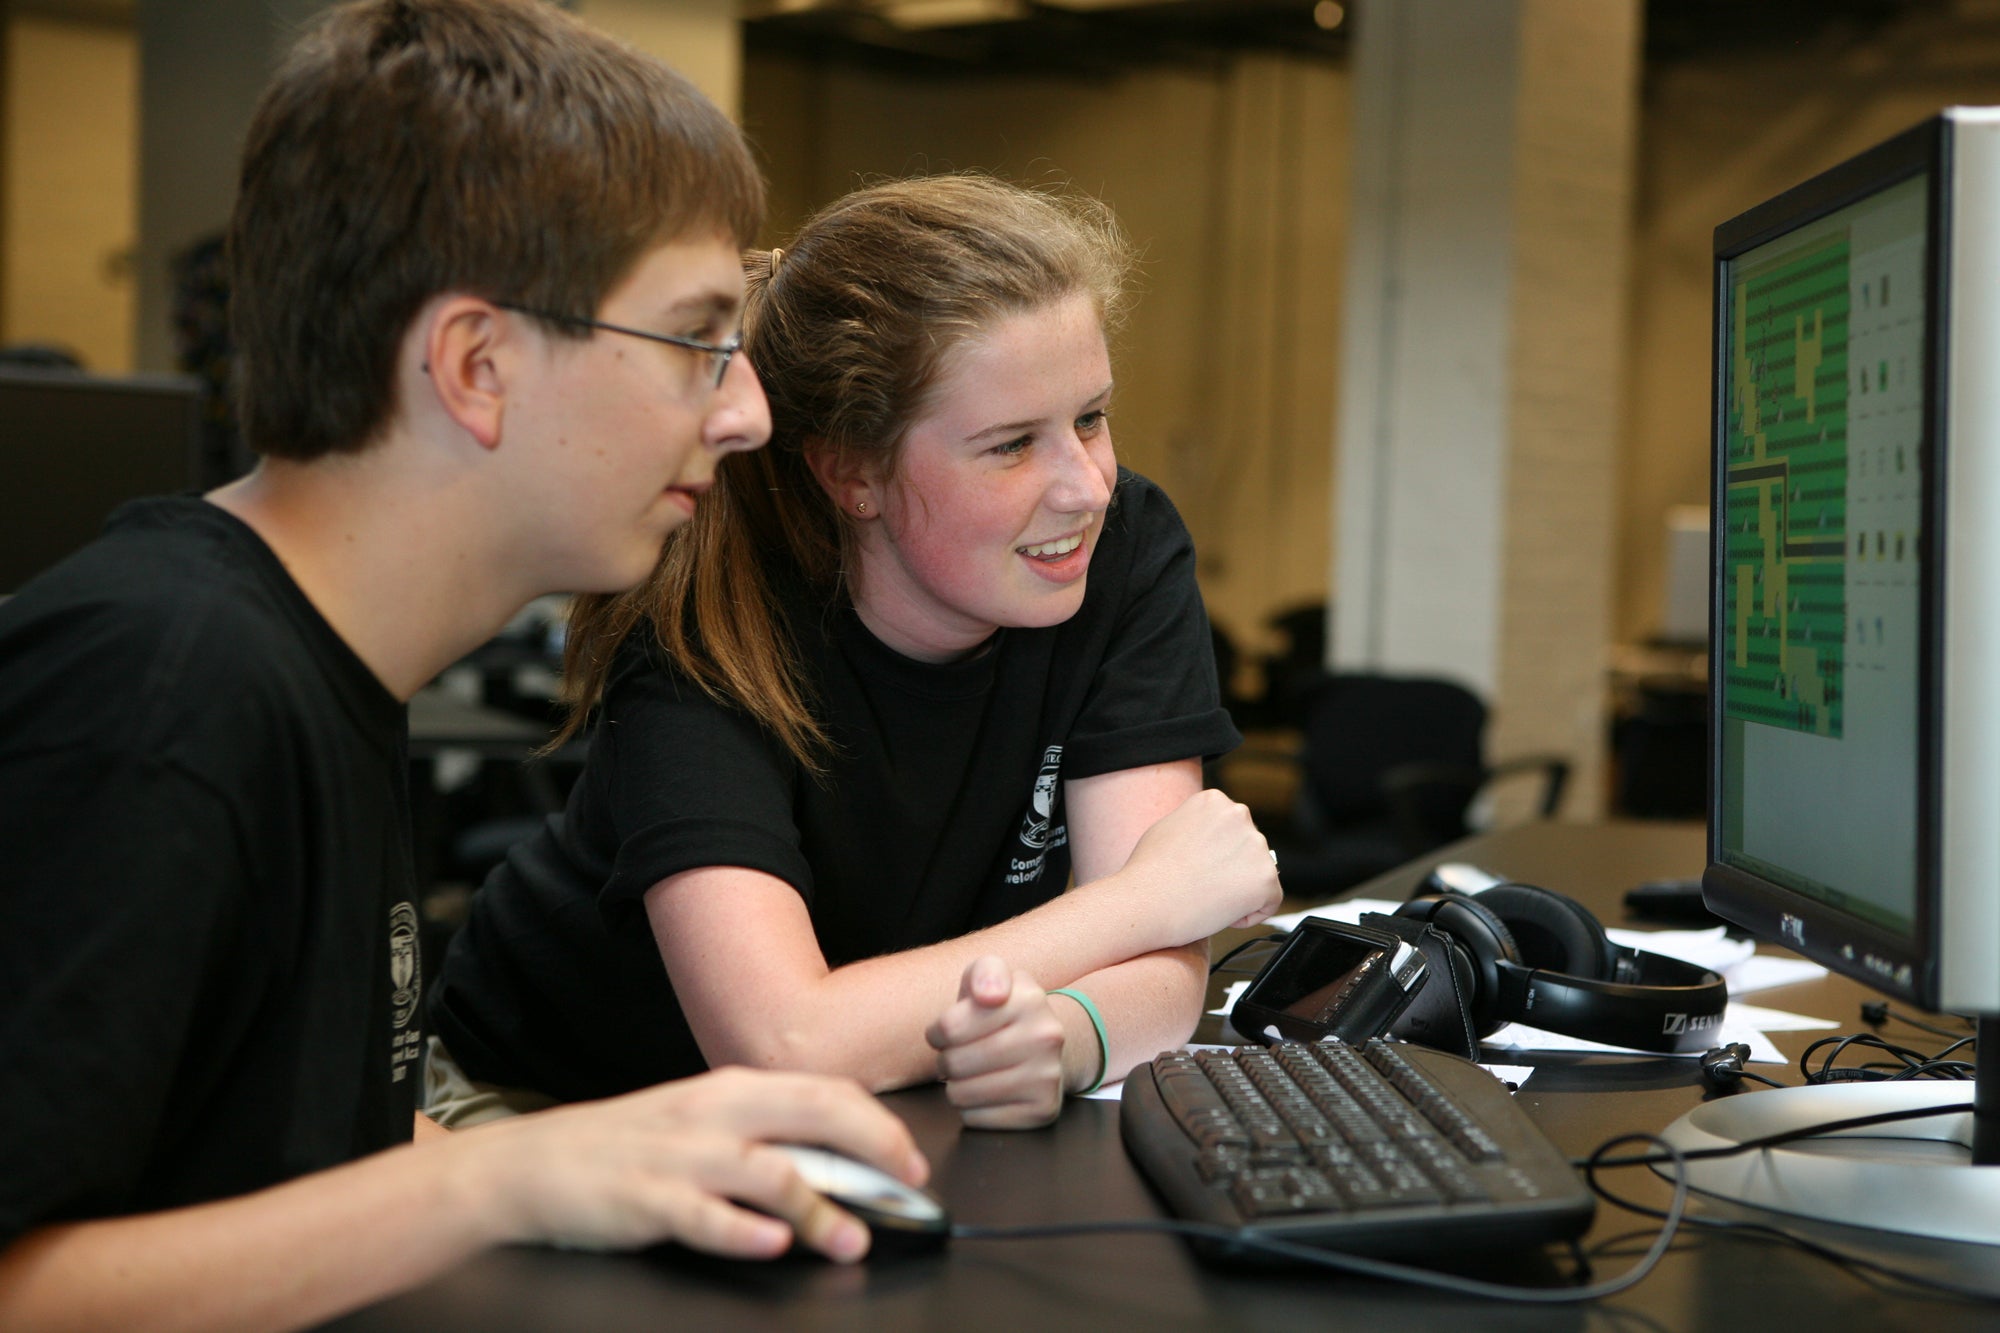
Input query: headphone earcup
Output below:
<box><xmin>1473</xmin><ymin>882</ymin><xmax>1618</xmax><ymax>980</ymax></box>
<box><xmin>1392</xmin><ymin>894</ymin><xmax>1522</xmax><ymax>1033</ymax></box>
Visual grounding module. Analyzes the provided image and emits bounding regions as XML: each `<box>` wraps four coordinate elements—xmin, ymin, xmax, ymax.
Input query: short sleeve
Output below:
<box><xmin>1062</xmin><ymin>475</ymin><xmax>1241</xmax><ymax>780</ymax></box>
<box><xmin>0</xmin><ymin>752</ymin><xmax>255</xmax><ymax>1245</ymax></box>
<box><xmin>591</xmin><ymin>657</ymin><xmax>816</xmax><ymax>917</ymax></box>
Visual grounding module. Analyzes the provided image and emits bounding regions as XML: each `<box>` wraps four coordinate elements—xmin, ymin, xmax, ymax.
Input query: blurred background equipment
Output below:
<box><xmin>0</xmin><ymin>365</ymin><xmax>202</xmax><ymax>594</ymax></box>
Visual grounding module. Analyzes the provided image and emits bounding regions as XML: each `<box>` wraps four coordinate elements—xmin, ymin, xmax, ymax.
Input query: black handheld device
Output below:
<box><xmin>1232</xmin><ymin>918</ymin><xmax>1429</xmax><ymax>1046</ymax></box>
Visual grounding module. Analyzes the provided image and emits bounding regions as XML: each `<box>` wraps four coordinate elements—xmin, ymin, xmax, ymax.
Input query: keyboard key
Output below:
<box><xmin>1231</xmin><ymin>1166</ymin><xmax>1342</xmax><ymax>1218</ymax></box>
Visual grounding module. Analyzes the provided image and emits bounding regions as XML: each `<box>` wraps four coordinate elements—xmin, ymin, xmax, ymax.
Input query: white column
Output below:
<box><xmin>1330</xmin><ymin>0</ymin><xmax>1640</xmax><ymax>813</ymax></box>
<box><xmin>1332</xmin><ymin>0</ymin><xmax>1519</xmax><ymax>698</ymax></box>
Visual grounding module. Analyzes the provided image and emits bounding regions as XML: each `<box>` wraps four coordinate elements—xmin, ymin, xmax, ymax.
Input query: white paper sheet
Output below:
<box><xmin>1484</xmin><ymin>1005</ymin><xmax>1795</xmax><ymax>1064</ymax></box>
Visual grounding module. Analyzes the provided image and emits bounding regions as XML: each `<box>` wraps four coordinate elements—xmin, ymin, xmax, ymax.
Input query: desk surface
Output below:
<box><xmin>328</xmin><ymin>821</ymin><xmax>2000</xmax><ymax>1331</ymax></box>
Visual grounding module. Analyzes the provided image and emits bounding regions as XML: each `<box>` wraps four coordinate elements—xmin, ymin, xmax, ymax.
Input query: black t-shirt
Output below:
<box><xmin>0</xmin><ymin>498</ymin><xmax>421</xmax><ymax>1248</ymax></box>
<box><xmin>431</xmin><ymin>471</ymin><xmax>1237</xmax><ymax>1102</ymax></box>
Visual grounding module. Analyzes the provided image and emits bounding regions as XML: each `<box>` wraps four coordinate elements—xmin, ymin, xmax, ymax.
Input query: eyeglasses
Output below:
<box><xmin>495</xmin><ymin>301</ymin><xmax>741</xmax><ymax>390</ymax></box>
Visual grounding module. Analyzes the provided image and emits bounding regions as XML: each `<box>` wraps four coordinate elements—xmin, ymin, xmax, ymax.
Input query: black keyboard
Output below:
<box><xmin>1120</xmin><ymin>1039</ymin><xmax>1595</xmax><ymax>1260</ymax></box>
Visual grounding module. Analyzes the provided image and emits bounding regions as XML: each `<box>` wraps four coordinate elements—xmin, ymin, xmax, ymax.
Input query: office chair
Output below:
<box><xmin>1253</xmin><ymin>673</ymin><xmax>1571</xmax><ymax>900</ymax></box>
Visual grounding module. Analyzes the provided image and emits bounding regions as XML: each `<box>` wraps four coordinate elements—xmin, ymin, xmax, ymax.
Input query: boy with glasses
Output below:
<box><xmin>0</xmin><ymin>2</ymin><xmax>925</xmax><ymax>1328</ymax></box>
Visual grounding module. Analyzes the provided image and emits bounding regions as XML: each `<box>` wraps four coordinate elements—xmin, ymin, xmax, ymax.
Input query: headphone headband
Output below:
<box><xmin>1489</xmin><ymin>946</ymin><xmax>1726</xmax><ymax>1054</ymax></box>
<box><xmin>1382</xmin><ymin>883</ymin><xmax>1731</xmax><ymax>1055</ymax></box>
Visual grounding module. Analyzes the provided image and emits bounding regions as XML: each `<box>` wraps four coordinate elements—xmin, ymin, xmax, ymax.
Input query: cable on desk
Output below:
<box><xmin>1579</xmin><ymin>1101</ymin><xmax>2000</xmax><ymax>1303</ymax></box>
<box><xmin>1705</xmin><ymin>1029</ymin><xmax>1975</xmax><ymax>1095</ymax></box>
<box><xmin>1699</xmin><ymin>1043</ymin><xmax>1787</xmax><ymax>1091</ymax></box>
<box><xmin>1580</xmin><ymin>1100</ymin><xmax>1973</xmax><ymax>1170</ymax></box>
<box><xmin>1796</xmin><ymin>1031</ymin><xmax>1975</xmax><ymax>1086</ymax></box>
<box><xmin>1859</xmin><ymin>1000</ymin><xmax>1978</xmax><ymax>1043</ymax></box>
<box><xmin>952</xmin><ymin>1134</ymin><xmax>1690</xmax><ymax>1305</ymax></box>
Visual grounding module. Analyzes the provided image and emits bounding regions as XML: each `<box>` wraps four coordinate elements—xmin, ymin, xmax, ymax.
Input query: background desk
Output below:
<box><xmin>329</xmin><ymin>821</ymin><xmax>2000</xmax><ymax>1332</ymax></box>
<box><xmin>407</xmin><ymin>687</ymin><xmax>555</xmax><ymax>761</ymax></box>
<box><xmin>404</xmin><ymin>687</ymin><xmax>582</xmax><ymax>954</ymax></box>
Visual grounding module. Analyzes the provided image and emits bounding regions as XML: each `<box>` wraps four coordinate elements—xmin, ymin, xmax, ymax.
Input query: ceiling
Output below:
<box><xmin>9</xmin><ymin>0</ymin><xmax>136</xmax><ymax>24</ymax></box>
<box><xmin>741</xmin><ymin>0</ymin><xmax>1937</xmax><ymax>77</ymax></box>
<box><xmin>742</xmin><ymin>0</ymin><xmax>1349</xmax><ymax>74</ymax></box>
<box><xmin>6</xmin><ymin>0</ymin><xmax>1945</xmax><ymax>76</ymax></box>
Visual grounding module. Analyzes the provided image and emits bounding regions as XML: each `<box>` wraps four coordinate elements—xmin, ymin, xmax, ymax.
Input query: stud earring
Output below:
<box><xmin>856</xmin><ymin>501</ymin><xmax>869</xmax><ymax>515</ymax></box>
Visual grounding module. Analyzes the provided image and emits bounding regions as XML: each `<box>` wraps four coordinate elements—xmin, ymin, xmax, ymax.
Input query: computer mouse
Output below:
<box><xmin>771</xmin><ymin>1143</ymin><xmax>951</xmax><ymax>1256</ymax></box>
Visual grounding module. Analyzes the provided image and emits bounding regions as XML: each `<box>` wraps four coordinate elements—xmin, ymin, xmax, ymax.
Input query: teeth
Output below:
<box><xmin>1018</xmin><ymin>534</ymin><xmax>1084</xmax><ymax>559</ymax></box>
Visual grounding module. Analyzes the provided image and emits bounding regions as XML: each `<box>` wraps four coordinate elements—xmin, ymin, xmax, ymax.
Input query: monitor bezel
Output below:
<box><xmin>1703</xmin><ymin>115</ymin><xmax>1946</xmax><ymax>1010</ymax></box>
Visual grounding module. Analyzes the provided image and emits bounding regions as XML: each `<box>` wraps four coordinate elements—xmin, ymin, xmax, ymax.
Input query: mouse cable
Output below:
<box><xmin>1584</xmin><ymin>1157</ymin><xmax>1999</xmax><ymax>1303</ymax></box>
<box><xmin>951</xmin><ymin>1132</ymin><xmax>1690</xmax><ymax>1305</ymax></box>
<box><xmin>1579</xmin><ymin>1099</ymin><xmax>1972</xmax><ymax>1171</ymax></box>
<box><xmin>1578</xmin><ymin>1100</ymin><xmax>1998</xmax><ymax>1303</ymax></box>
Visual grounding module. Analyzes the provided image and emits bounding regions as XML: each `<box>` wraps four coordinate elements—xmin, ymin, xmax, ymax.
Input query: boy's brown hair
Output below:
<box><xmin>229</xmin><ymin>0</ymin><xmax>763</xmax><ymax>460</ymax></box>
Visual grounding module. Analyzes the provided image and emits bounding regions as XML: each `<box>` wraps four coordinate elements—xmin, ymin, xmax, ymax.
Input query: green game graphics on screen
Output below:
<box><xmin>1724</xmin><ymin>236</ymin><xmax>1850</xmax><ymax>740</ymax></box>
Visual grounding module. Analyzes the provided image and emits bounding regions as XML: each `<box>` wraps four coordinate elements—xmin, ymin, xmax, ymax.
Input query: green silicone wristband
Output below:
<box><xmin>1048</xmin><ymin>987</ymin><xmax>1111</xmax><ymax>1095</ymax></box>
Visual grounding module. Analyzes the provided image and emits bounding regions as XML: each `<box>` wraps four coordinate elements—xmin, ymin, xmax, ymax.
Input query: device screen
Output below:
<box><xmin>1714</xmin><ymin>171</ymin><xmax>1927</xmax><ymax>949</ymax></box>
<box><xmin>1237</xmin><ymin>921</ymin><xmax>1425</xmax><ymax>1044</ymax></box>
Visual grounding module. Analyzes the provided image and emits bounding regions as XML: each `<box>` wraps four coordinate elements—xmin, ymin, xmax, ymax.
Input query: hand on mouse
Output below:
<box><xmin>925</xmin><ymin>956</ymin><xmax>1071</xmax><ymax>1130</ymax></box>
<box><xmin>449</xmin><ymin>1066</ymin><xmax>927</xmax><ymax>1263</ymax></box>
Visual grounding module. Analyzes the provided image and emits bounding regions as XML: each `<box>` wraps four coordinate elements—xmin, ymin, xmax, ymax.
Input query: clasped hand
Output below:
<box><xmin>924</xmin><ymin>791</ymin><xmax>1281</xmax><ymax>1130</ymax></box>
<box><xmin>926</xmin><ymin>956</ymin><xmax>1072</xmax><ymax>1130</ymax></box>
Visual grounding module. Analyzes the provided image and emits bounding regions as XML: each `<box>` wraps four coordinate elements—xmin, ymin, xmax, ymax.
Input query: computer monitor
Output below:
<box><xmin>1661</xmin><ymin>107</ymin><xmax>2000</xmax><ymax>1256</ymax></box>
<box><xmin>0</xmin><ymin>369</ymin><xmax>204</xmax><ymax>594</ymax></box>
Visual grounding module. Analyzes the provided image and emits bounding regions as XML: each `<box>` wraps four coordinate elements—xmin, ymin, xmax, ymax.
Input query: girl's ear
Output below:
<box><xmin>803</xmin><ymin>438</ymin><xmax>884</xmax><ymax>520</ymax></box>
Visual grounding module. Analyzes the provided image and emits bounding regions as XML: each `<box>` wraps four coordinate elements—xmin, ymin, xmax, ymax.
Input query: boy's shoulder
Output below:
<box><xmin>0</xmin><ymin>497</ymin><xmax>395</xmax><ymax>767</ymax></box>
<box><xmin>5</xmin><ymin>498</ymin><xmax>290</xmax><ymax>678</ymax></box>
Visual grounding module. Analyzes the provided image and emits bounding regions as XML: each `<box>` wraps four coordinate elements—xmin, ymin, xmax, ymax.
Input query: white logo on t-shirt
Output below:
<box><xmin>388</xmin><ymin>900</ymin><xmax>423</xmax><ymax>1081</ymax></box>
<box><xmin>1018</xmin><ymin>744</ymin><xmax>1063</xmax><ymax>849</ymax></box>
<box><xmin>1007</xmin><ymin>745</ymin><xmax>1068</xmax><ymax>885</ymax></box>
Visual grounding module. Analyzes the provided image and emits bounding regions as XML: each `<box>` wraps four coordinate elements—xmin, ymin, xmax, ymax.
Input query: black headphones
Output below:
<box><xmin>1381</xmin><ymin>879</ymin><xmax>1729</xmax><ymax>1056</ymax></box>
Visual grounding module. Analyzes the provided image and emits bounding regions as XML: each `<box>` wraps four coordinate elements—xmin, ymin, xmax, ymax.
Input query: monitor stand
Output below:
<box><xmin>1655</xmin><ymin>1016</ymin><xmax>2000</xmax><ymax>1271</ymax></box>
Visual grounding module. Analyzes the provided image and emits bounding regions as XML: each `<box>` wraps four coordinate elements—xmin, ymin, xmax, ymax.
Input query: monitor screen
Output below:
<box><xmin>1705</xmin><ymin>108</ymin><xmax>2000</xmax><ymax>1015</ymax></box>
<box><xmin>1714</xmin><ymin>172</ymin><xmax>1927</xmax><ymax>958</ymax></box>
<box><xmin>0</xmin><ymin>370</ymin><xmax>203</xmax><ymax>595</ymax></box>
